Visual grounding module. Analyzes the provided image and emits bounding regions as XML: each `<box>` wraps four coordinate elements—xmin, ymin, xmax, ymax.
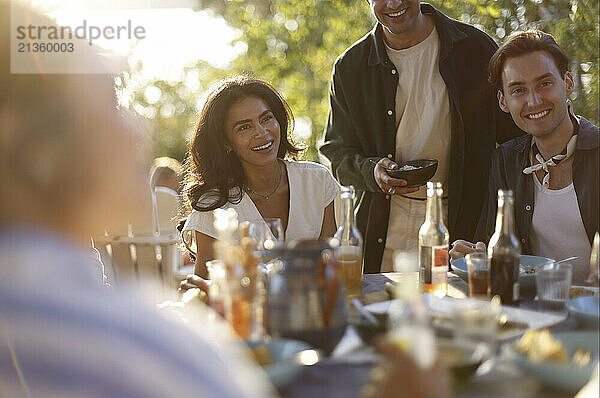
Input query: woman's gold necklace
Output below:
<box><xmin>246</xmin><ymin>161</ymin><xmax>282</xmax><ymax>200</ymax></box>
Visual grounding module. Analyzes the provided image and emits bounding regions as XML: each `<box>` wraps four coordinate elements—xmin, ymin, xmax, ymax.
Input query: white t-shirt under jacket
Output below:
<box><xmin>382</xmin><ymin>26</ymin><xmax>451</xmax><ymax>270</ymax></box>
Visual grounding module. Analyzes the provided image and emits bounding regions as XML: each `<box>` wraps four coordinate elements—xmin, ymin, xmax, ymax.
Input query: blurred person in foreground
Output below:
<box><xmin>179</xmin><ymin>76</ymin><xmax>339</xmax><ymax>281</ymax></box>
<box><xmin>450</xmin><ymin>30</ymin><xmax>599</xmax><ymax>283</ymax></box>
<box><xmin>0</xmin><ymin>3</ymin><xmax>274</xmax><ymax>397</ymax></box>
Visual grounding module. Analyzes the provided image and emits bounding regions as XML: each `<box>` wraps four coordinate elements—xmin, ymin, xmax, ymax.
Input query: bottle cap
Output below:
<box><xmin>340</xmin><ymin>185</ymin><xmax>355</xmax><ymax>199</ymax></box>
<box><xmin>426</xmin><ymin>182</ymin><xmax>443</xmax><ymax>197</ymax></box>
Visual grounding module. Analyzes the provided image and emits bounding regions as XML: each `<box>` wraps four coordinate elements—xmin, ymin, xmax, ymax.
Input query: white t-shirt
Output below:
<box><xmin>386</xmin><ymin>26</ymin><xmax>451</xmax><ymax>199</ymax></box>
<box><xmin>382</xmin><ymin>26</ymin><xmax>451</xmax><ymax>269</ymax></box>
<box><xmin>530</xmin><ymin>176</ymin><xmax>591</xmax><ymax>282</ymax></box>
<box><xmin>183</xmin><ymin>160</ymin><xmax>340</xmax><ymax>243</ymax></box>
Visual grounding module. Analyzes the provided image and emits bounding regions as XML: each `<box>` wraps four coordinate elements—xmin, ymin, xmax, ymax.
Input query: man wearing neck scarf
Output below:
<box><xmin>449</xmin><ymin>30</ymin><xmax>599</xmax><ymax>283</ymax></box>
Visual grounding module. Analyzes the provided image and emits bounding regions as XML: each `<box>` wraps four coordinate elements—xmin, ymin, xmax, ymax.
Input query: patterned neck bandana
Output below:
<box><xmin>523</xmin><ymin>133</ymin><xmax>577</xmax><ymax>189</ymax></box>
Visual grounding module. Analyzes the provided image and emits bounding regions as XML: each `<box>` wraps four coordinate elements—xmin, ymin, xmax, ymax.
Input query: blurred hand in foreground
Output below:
<box><xmin>449</xmin><ymin>240</ymin><xmax>486</xmax><ymax>260</ymax></box>
<box><xmin>179</xmin><ymin>274</ymin><xmax>211</xmax><ymax>298</ymax></box>
<box><xmin>362</xmin><ymin>339</ymin><xmax>453</xmax><ymax>398</ymax></box>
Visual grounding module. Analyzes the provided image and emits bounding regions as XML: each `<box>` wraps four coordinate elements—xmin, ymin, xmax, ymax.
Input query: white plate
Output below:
<box><xmin>364</xmin><ymin>294</ymin><xmax>566</xmax><ymax>341</ymax></box>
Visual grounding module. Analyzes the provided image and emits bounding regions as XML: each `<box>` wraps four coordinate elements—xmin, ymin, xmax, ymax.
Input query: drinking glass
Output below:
<box><xmin>247</xmin><ymin>218</ymin><xmax>284</xmax><ymax>251</ymax></box>
<box><xmin>206</xmin><ymin>259</ymin><xmax>229</xmax><ymax>319</ymax></box>
<box><xmin>466</xmin><ymin>253</ymin><xmax>490</xmax><ymax>299</ymax></box>
<box><xmin>264</xmin><ymin>218</ymin><xmax>284</xmax><ymax>247</ymax></box>
<box><xmin>225</xmin><ymin>262</ymin><xmax>255</xmax><ymax>339</ymax></box>
<box><xmin>535</xmin><ymin>262</ymin><xmax>572</xmax><ymax>309</ymax></box>
<box><xmin>392</xmin><ymin>250</ymin><xmax>419</xmax><ymax>299</ymax></box>
<box><xmin>452</xmin><ymin>297</ymin><xmax>500</xmax><ymax>351</ymax></box>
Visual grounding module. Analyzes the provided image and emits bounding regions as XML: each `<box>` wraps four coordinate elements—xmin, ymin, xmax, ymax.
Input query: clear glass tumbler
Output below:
<box><xmin>535</xmin><ymin>262</ymin><xmax>572</xmax><ymax>309</ymax></box>
<box><xmin>466</xmin><ymin>253</ymin><xmax>490</xmax><ymax>299</ymax></box>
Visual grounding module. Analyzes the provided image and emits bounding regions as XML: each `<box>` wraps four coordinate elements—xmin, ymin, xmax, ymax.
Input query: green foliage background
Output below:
<box><xmin>124</xmin><ymin>0</ymin><xmax>599</xmax><ymax>163</ymax></box>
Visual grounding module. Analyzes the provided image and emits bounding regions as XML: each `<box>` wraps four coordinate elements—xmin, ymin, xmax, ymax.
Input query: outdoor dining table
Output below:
<box><xmin>281</xmin><ymin>271</ymin><xmax>582</xmax><ymax>398</ymax></box>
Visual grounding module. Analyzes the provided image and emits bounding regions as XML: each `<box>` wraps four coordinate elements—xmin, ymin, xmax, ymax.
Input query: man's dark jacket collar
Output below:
<box><xmin>368</xmin><ymin>3</ymin><xmax>467</xmax><ymax>66</ymax></box>
<box><xmin>509</xmin><ymin>111</ymin><xmax>600</xmax><ymax>156</ymax></box>
<box><xmin>475</xmin><ymin>112</ymin><xmax>599</xmax><ymax>254</ymax></box>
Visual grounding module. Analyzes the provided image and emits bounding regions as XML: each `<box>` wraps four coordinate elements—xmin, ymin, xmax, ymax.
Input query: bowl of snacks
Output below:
<box><xmin>385</xmin><ymin>159</ymin><xmax>438</xmax><ymax>188</ymax></box>
<box><xmin>246</xmin><ymin>338</ymin><xmax>319</xmax><ymax>390</ymax></box>
<box><xmin>509</xmin><ymin>329</ymin><xmax>599</xmax><ymax>393</ymax></box>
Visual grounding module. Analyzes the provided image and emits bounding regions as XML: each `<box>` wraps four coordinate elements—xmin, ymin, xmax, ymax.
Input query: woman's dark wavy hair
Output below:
<box><xmin>182</xmin><ymin>76</ymin><xmax>303</xmax><ymax>213</ymax></box>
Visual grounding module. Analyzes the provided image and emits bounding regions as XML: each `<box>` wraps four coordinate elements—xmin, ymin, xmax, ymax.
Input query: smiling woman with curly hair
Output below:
<box><xmin>180</xmin><ymin>76</ymin><xmax>339</xmax><ymax>278</ymax></box>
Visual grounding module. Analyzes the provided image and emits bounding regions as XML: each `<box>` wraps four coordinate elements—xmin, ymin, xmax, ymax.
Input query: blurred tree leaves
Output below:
<box><xmin>119</xmin><ymin>60</ymin><xmax>226</xmax><ymax>162</ymax></box>
<box><xmin>126</xmin><ymin>0</ymin><xmax>598</xmax><ymax>161</ymax></box>
<box><xmin>190</xmin><ymin>0</ymin><xmax>376</xmax><ymax>160</ymax></box>
<box><xmin>431</xmin><ymin>0</ymin><xmax>599</xmax><ymax>124</ymax></box>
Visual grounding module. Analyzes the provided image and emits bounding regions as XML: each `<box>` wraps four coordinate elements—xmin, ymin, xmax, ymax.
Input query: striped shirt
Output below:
<box><xmin>0</xmin><ymin>227</ymin><xmax>275</xmax><ymax>398</ymax></box>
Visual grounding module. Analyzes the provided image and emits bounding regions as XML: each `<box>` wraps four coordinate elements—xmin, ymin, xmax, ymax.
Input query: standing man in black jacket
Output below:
<box><xmin>320</xmin><ymin>1</ymin><xmax>521</xmax><ymax>272</ymax></box>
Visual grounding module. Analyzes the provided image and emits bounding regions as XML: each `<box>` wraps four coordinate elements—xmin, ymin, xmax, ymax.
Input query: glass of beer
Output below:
<box><xmin>335</xmin><ymin>245</ymin><xmax>363</xmax><ymax>298</ymax></box>
<box><xmin>466</xmin><ymin>253</ymin><xmax>490</xmax><ymax>299</ymax></box>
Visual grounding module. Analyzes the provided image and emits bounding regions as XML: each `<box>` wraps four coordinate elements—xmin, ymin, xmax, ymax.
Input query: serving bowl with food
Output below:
<box><xmin>385</xmin><ymin>159</ymin><xmax>438</xmax><ymax>188</ymax></box>
<box><xmin>508</xmin><ymin>329</ymin><xmax>599</xmax><ymax>393</ymax></box>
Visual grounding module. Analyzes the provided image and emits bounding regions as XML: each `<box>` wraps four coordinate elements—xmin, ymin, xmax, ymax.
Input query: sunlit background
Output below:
<box><xmin>19</xmin><ymin>0</ymin><xmax>600</xmax><ymax>164</ymax></box>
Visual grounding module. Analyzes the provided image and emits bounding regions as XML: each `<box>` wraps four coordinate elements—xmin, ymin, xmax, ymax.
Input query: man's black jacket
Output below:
<box><xmin>320</xmin><ymin>3</ymin><xmax>522</xmax><ymax>272</ymax></box>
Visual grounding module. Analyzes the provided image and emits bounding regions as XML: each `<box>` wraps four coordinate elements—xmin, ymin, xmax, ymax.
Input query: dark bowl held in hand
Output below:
<box><xmin>385</xmin><ymin>159</ymin><xmax>438</xmax><ymax>188</ymax></box>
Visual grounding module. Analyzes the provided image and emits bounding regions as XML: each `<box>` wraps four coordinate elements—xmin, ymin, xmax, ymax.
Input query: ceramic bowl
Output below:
<box><xmin>567</xmin><ymin>296</ymin><xmax>600</xmax><ymax>329</ymax></box>
<box><xmin>508</xmin><ymin>331</ymin><xmax>599</xmax><ymax>393</ymax></box>
<box><xmin>385</xmin><ymin>159</ymin><xmax>438</xmax><ymax>188</ymax></box>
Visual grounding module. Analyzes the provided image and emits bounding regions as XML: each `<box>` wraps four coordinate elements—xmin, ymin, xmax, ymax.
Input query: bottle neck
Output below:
<box><xmin>342</xmin><ymin>195</ymin><xmax>355</xmax><ymax>229</ymax></box>
<box><xmin>425</xmin><ymin>191</ymin><xmax>443</xmax><ymax>223</ymax></box>
<box><xmin>495</xmin><ymin>197</ymin><xmax>514</xmax><ymax>235</ymax></box>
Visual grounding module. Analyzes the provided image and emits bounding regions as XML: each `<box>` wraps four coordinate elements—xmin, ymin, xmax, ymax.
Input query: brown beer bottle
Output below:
<box><xmin>488</xmin><ymin>189</ymin><xmax>521</xmax><ymax>304</ymax></box>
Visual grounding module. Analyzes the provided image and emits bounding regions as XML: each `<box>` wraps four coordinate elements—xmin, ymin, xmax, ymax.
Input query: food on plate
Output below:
<box><xmin>569</xmin><ymin>286</ymin><xmax>598</xmax><ymax>299</ymax></box>
<box><xmin>572</xmin><ymin>348</ymin><xmax>592</xmax><ymax>367</ymax></box>
<box><xmin>516</xmin><ymin>329</ymin><xmax>592</xmax><ymax>367</ymax></box>
<box><xmin>516</xmin><ymin>329</ymin><xmax>568</xmax><ymax>363</ymax></box>
<box><xmin>520</xmin><ymin>265</ymin><xmax>537</xmax><ymax>274</ymax></box>
<box><xmin>250</xmin><ymin>345</ymin><xmax>273</xmax><ymax>366</ymax></box>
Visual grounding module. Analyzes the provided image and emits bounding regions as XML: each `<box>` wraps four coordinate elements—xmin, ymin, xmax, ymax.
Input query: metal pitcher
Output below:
<box><xmin>265</xmin><ymin>240</ymin><xmax>347</xmax><ymax>355</ymax></box>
